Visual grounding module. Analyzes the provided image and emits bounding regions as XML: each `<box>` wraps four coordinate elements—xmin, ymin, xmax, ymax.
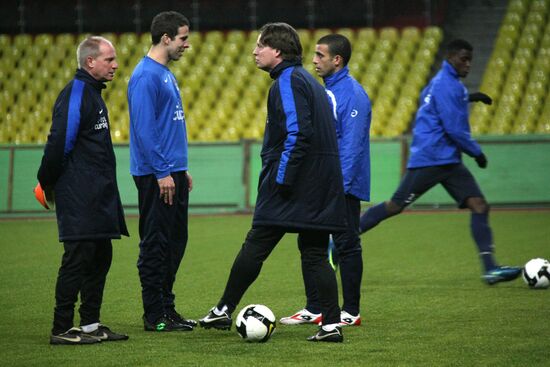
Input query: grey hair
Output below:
<box><xmin>76</xmin><ymin>36</ymin><xmax>113</xmax><ymax>68</ymax></box>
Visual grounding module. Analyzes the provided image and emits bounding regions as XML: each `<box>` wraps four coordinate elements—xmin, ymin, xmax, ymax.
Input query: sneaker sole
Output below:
<box><xmin>199</xmin><ymin>322</ymin><xmax>231</xmax><ymax>330</ymax></box>
<box><xmin>50</xmin><ymin>336</ymin><xmax>99</xmax><ymax>345</ymax></box>
<box><xmin>307</xmin><ymin>335</ymin><xmax>343</xmax><ymax>343</ymax></box>
<box><xmin>144</xmin><ymin>326</ymin><xmax>193</xmax><ymax>332</ymax></box>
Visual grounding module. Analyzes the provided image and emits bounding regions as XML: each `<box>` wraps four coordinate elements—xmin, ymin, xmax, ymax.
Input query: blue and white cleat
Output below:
<box><xmin>482</xmin><ymin>266</ymin><xmax>522</xmax><ymax>285</ymax></box>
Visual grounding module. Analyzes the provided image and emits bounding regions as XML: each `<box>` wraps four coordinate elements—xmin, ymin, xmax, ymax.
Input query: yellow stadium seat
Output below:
<box><xmin>530</xmin><ymin>0</ymin><xmax>549</xmax><ymax>12</ymax></box>
<box><xmin>357</xmin><ymin>28</ymin><xmax>377</xmax><ymax>43</ymax></box>
<box><xmin>507</xmin><ymin>0</ymin><xmax>529</xmax><ymax>15</ymax></box>
<box><xmin>423</xmin><ymin>26</ymin><xmax>443</xmax><ymax>43</ymax></box>
<box><xmin>297</xmin><ymin>29</ymin><xmax>312</xmax><ymax>45</ymax></box>
<box><xmin>227</xmin><ymin>30</ymin><xmax>245</xmax><ymax>44</ymax></box>
<box><xmin>57</xmin><ymin>33</ymin><xmax>75</xmax><ymax>47</ymax></box>
<box><xmin>402</xmin><ymin>27</ymin><xmax>420</xmax><ymax>42</ymax></box>
<box><xmin>335</xmin><ymin>28</ymin><xmax>355</xmax><ymax>43</ymax></box>
<box><xmin>204</xmin><ymin>30</ymin><xmax>223</xmax><ymax>46</ymax></box>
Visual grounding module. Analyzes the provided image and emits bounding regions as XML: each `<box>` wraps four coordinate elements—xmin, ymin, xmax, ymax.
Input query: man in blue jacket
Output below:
<box><xmin>128</xmin><ymin>11</ymin><xmax>196</xmax><ymax>332</ymax></box>
<box><xmin>38</xmin><ymin>36</ymin><xmax>129</xmax><ymax>344</ymax></box>
<box><xmin>199</xmin><ymin>23</ymin><xmax>347</xmax><ymax>342</ymax></box>
<box><xmin>281</xmin><ymin>34</ymin><xmax>371</xmax><ymax>327</ymax></box>
<box><xmin>358</xmin><ymin>39</ymin><xmax>521</xmax><ymax>285</ymax></box>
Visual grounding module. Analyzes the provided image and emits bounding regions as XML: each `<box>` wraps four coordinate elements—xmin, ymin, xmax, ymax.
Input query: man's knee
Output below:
<box><xmin>467</xmin><ymin>197</ymin><xmax>489</xmax><ymax>214</ymax></box>
<box><xmin>386</xmin><ymin>201</ymin><xmax>404</xmax><ymax>216</ymax></box>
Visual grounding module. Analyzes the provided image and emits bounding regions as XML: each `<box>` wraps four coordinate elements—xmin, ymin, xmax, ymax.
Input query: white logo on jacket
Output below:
<box><xmin>95</xmin><ymin>110</ymin><xmax>108</xmax><ymax>130</ymax></box>
<box><xmin>95</xmin><ymin>116</ymin><xmax>108</xmax><ymax>130</ymax></box>
<box><xmin>173</xmin><ymin>103</ymin><xmax>185</xmax><ymax>122</ymax></box>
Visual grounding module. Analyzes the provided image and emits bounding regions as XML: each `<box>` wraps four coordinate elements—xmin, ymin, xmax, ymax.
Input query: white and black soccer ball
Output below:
<box><xmin>235</xmin><ymin>304</ymin><xmax>276</xmax><ymax>342</ymax></box>
<box><xmin>522</xmin><ymin>258</ymin><xmax>550</xmax><ymax>289</ymax></box>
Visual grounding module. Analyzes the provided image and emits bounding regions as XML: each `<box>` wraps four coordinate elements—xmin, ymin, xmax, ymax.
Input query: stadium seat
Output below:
<box><xmin>0</xmin><ymin>25</ymin><xmax>445</xmax><ymax>143</ymax></box>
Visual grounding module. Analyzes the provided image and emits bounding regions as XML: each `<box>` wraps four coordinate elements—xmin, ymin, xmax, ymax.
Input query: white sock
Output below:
<box><xmin>213</xmin><ymin>305</ymin><xmax>228</xmax><ymax>316</ymax></box>
<box><xmin>80</xmin><ymin>322</ymin><xmax>99</xmax><ymax>333</ymax></box>
<box><xmin>321</xmin><ymin>323</ymin><xmax>340</xmax><ymax>332</ymax></box>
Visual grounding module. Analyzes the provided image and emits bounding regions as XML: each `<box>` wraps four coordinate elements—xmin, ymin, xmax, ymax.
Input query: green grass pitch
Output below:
<box><xmin>0</xmin><ymin>210</ymin><xmax>549</xmax><ymax>366</ymax></box>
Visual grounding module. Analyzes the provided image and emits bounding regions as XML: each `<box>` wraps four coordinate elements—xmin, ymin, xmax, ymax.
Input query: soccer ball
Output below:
<box><xmin>235</xmin><ymin>304</ymin><xmax>276</xmax><ymax>342</ymax></box>
<box><xmin>522</xmin><ymin>258</ymin><xmax>550</xmax><ymax>289</ymax></box>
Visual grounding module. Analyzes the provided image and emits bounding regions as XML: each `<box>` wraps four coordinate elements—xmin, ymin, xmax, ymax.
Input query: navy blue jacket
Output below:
<box><xmin>38</xmin><ymin>69</ymin><xmax>128</xmax><ymax>242</ymax></box>
<box><xmin>253</xmin><ymin>60</ymin><xmax>347</xmax><ymax>232</ymax></box>
<box><xmin>408</xmin><ymin>61</ymin><xmax>482</xmax><ymax>168</ymax></box>
<box><xmin>324</xmin><ymin>66</ymin><xmax>371</xmax><ymax>201</ymax></box>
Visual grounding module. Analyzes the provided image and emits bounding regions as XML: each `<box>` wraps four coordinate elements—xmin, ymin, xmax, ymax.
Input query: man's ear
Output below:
<box><xmin>333</xmin><ymin>54</ymin><xmax>343</xmax><ymax>67</ymax></box>
<box><xmin>86</xmin><ymin>55</ymin><xmax>95</xmax><ymax>69</ymax></box>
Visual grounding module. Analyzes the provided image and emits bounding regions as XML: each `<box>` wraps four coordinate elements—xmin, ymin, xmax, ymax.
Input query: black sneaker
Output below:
<box><xmin>50</xmin><ymin>327</ymin><xmax>101</xmax><ymax>345</ymax></box>
<box><xmin>198</xmin><ymin>308</ymin><xmax>232</xmax><ymax>330</ymax></box>
<box><xmin>307</xmin><ymin>326</ymin><xmax>343</xmax><ymax>343</ymax></box>
<box><xmin>84</xmin><ymin>325</ymin><xmax>129</xmax><ymax>341</ymax></box>
<box><xmin>143</xmin><ymin>315</ymin><xmax>193</xmax><ymax>332</ymax></box>
<box><xmin>167</xmin><ymin>310</ymin><xmax>198</xmax><ymax>328</ymax></box>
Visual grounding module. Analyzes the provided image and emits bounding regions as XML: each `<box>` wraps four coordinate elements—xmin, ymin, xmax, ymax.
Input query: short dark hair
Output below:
<box><xmin>259</xmin><ymin>22</ymin><xmax>302</xmax><ymax>62</ymax></box>
<box><xmin>150</xmin><ymin>11</ymin><xmax>189</xmax><ymax>45</ymax></box>
<box><xmin>316</xmin><ymin>34</ymin><xmax>352</xmax><ymax>66</ymax></box>
<box><xmin>446</xmin><ymin>39</ymin><xmax>473</xmax><ymax>56</ymax></box>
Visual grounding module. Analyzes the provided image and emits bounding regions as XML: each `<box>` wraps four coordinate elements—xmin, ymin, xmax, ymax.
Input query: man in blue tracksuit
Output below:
<box><xmin>358</xmin><ymin>39</ymin><xmax>521</xmax><ymax>285</ymax></box>
<box><xmin>128</xmin><ymin>11</ymin><xmax>196</xmax><ymax>332</ymax></box>
<box><xmin>38</xmin><ymin>36</ymin><xmax>128</xmax><ymax>344</ymax></box>
<box><xmin>199</xmin><ymin>23</ymin><xmax>347</xmax><ymax>342</ymax></box>
<box><xmin>281</xmin><ymin>34</ymin><xmax>371</xmax><ymax>327</ymax></box>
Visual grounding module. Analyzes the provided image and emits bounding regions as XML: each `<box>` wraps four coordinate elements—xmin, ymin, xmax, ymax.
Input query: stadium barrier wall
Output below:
<box><xmin>1</xmin><ymin>136</ymin><xmax>549</xmax><ymax>217</ymax></box>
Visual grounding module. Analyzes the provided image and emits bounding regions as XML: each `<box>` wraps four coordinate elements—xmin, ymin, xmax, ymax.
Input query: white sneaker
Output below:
<box><xmin>340</xmin><ymin>311</ymin><xmax>361</xmax><ymax>326</ymax></box>
<box><xmin>280</xmin><ymin>309</ymin><xmax>322</xmax><ymax>325</ymax></box>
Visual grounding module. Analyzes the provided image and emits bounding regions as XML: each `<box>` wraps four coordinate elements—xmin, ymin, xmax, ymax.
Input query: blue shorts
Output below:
<box><xmin>391</xmin><ymin>163</ymin><xmax>484</xmax><ymax>209</ymax></box>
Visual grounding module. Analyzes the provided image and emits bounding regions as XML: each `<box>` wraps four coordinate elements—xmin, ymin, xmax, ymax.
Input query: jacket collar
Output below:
<box><xmin>323</xmin><ymin>66</ymin><xmax>349</xmax><ymax>87</ymax></box>
<box><xmin>269</xmin><ymin>59</ymin><xmax>302</xmax><ymax>79</ymax></box>
<box><xmin>442</xmin><ymin>60</ymin><xmax>459</xmax><ymax>79</ymax></box>
<box><xmin>75</xmin><ymin>68</ymin><xmax>106</xmax><ymax>91</ymax></box>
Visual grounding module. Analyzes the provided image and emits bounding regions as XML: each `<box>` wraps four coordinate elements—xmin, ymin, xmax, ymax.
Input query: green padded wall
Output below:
<box><xmin>416</xmin><ymin>140</ymin><xmax>550</xmax><ymax>206</ymax></box>
<box><xmin>1</xmin><ymin>138</ymin><xmax>550</xmax><ymax>216</ymax></box>
<box><xmin>0</xmin><ymin>148</ymin><xmax>10</xmax><ymax>211</ymax></box>
<box><xmin>369</xmin><ymin>141</ymin><xmax>402</xmax><ymax>203</ymax></box>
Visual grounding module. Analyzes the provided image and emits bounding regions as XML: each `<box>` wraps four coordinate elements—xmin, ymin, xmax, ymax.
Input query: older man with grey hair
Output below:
<box><xmin>38</xmin><ymin>36</ymin><xmax>129</xmax><ymax>345</ymax></box>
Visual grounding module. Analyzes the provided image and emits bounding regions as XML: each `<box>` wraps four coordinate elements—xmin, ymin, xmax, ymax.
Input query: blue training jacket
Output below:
<box><xmin>408</xmin><ymin>60</ymin><xmax>482</xmax><ymax>169</ymax></box>
<box><xmin>128</xmin><ymin>56</ymin><xmax>188</xmax><ymax>178</ymax></box>
<box><xmin>324</xmin><ymin>66</ymin><xmax>372</xmax><ymax>201</ymax></box>
<box><xmin>37</xmin><ymin>69</ymin><xmax>128</xmax><ymax>241</ymax></box>
<box><xmin>252</xmin><ymin>60</ymin><xmax>347</xmax><ymax>232</ymax></box>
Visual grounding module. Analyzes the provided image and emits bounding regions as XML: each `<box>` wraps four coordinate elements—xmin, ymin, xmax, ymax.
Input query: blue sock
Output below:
<box><xmin>471</xmin><ymin>212</ymin><xmax>497</xmax><ymax>272</ymax></box>
<box><xmin>359</xmin><ymin>203</ymin><xmax>388</xmax><ymax>233</ymax></box>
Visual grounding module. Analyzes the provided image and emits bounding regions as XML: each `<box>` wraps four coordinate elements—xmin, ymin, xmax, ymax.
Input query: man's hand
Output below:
<box><xmin>475</xmin><ymin>153</ymin><xmax>488</xmax><ymax>169</ymax></box>
<box><xmin>469</xmin><ymin>92</ymin><xmax>492</xmax><ymax>105</ymax></box>
<box><xmin>186</xmin><ymin>171</ymin><xmax>193</xmax><ymax>192</ymax></box>
<box><xmin>158</xmin><ymin>175</ymin><xmax>175</xmax><ymax>205</ymax></box>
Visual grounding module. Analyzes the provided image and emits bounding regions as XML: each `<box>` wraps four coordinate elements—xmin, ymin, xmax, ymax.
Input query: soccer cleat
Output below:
<box><xmin>198</xmin><ymin>308</ymin><xmax>232</xmax><ymax>330</ymax></box>
<box><xmin>83</xmin><ymin>325</ymin><xmax>129</xmax><ymax>341</ymax></box>
<box><xmin>340</xmin><ymin>311</ymin><xmax>361</xmax><ymax>326</ymax></box>
<box><xmin>482</xmin><ymin>266</ymin><xmax>522</xmax><ymax>285</ymax></box>
<box><xmin>167</xmin><ymin>310</ymin><xmax>198</xmax><ymax>328</ymax></box>
<box><xmin>143</xmin><ymin>315</ymin><xmax>194</xmax><ymax>332</ymax></box>
<box><xmin>307</xmin><ymin>326</ymin><xmax>343</xmax><ymax>343</ymax></box>
<box><xmin>279</xmin><ymin>309</ymin><xmax>322</xmax><ymax>325</ymax></box>
<box><xmin>50</xmin><ymin>327</ymin><xmax>101</xmax><ymax>345</ymax></box>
